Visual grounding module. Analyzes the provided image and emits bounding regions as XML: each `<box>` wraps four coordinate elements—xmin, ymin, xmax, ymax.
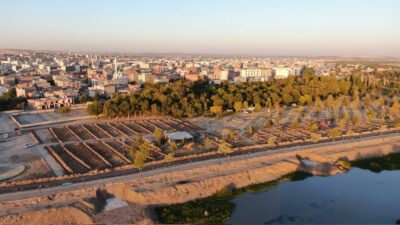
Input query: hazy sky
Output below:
<box><xmin>1</xmin><ymin>0</ymin><xmax>399</xmax><ymax>56</ymax></box>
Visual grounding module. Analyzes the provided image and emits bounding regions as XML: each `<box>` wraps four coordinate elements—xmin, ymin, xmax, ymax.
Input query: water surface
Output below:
<box><xmin>227</xmin><ymin>168</ymin><xmax>400</xmax><ymax>224</ymax></box>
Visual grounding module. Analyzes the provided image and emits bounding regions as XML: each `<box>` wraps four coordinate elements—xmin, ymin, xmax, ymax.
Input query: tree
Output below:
<box><xmin>243</xmin><ymin>101</ymin><xmax>249</xmax><ymax>110</ymax></box>
<box><xmin>217</xmin><ymin>141</ymin><xmax>232</xmax><ymax>155</ymax></box>
<box><xmin>364</xmin><ymin>94</ymin><xmax>372</xmax><ymax>107</ymax></box>
<box><xmin>79</xmin><ymin>93</ymin><xmax>92</xmax><ymax>104</ymax></box>
<box><xmin>310</xmin><ymin>122</ymin><xmax>319</xmax><ymax>133</ymax></box>
<box><xmin>310</xmin><ymin>133</ymin><xmax>321</xmax><ymax>143</ymax></box>
<box><xmin>0</xmin><ymin>88</ymin><xmax>27</xmax><ymax>111</ymax></box>
<box><xmin>139</xmin><ymin>141</ymin><xmax>152</xmax><ymax>159</ymax></box>
<box><xmin>129</xmin><ymin>144</ymin><xmax>139</xmax><ymax>161</ymax></box>
<box><xmin>267</xmin><ymin>137</ymin><xmax>277</xmax><ymax>147</ymax></box>
<box><xmin>164</xmin><ymin>153</ymin><xmax>175</xmax><ymax>165</ymax></box>
<box><xmin>351</xmin><ymin>96</ymin><xmax>360</xmax><ymax>110</ymax></box>
<box><xmin>338</xmin><ymin>117</ymin><xmax>349</xmax><ymax>129</ymax></box>
<box><xmin>168</xmin><ymin>140</ymin><xmax>178</xmax><ymax>154</ymax></box>
<box><xmin>329</xmin><ymin>128</ymin><xmax>340</xmax><ymax>141</ymax></box>
<box><xmin>58</xmin><ymin>106</ymin><xmax>71</xmax><ymax>117</ymax></box>
<box><xmin>221</xmin><ymin>129</ymin><xmax>236</xmax><ymax>140</ymax></box>
<box><xmin>326</xmin><ymin>95</ymin><xmax>335</xmax><ymax>109</ymax></box>
<box><xmin>314</xmin><ymin>97</ymin><xmax>324</xmax><ymax>111</ymax></box>
<box><xmin>103</xmin><ymin>101</ymin><xmax>117</xmax><ymax>118</ymax></box>
<box><xmin>352</xmin><ymin>115</ymin><xmax>360</xmax><ymax>125</ymax></box>
<box><xmin>133</xmin><ymin>151</ymin><xmax>145</xmax><ymax>171</ymax></box>
<box><xmin>246</xmin><ymin>125</ymin><xmax>254</xmax><ymax>135</ymax></box>
<box><xmin>234</xmin><ymin>101</ymin><xmax>242</xmax><ymax>114</ymax></box>
<box><xmin>135</xmin><ymin>133</ymin><xmax>145</xmax><ymax>145</ymax></box>
<box><xmin>151</xmin><ymin>103</ymin><xmax>159</xmax><ymax>116</ymax></box>
<box><xmin>120</xmin><ymin>101</ymin><xmax>130</xmax><ymax>117</ymax></box>
<box><xmin>390</xmin><ymin>97</ymin><xmax>400</xmax><ymax>119</ymax></box>
<box><xmin>282</xmin><ymin>93</ymin><xmax>293</xmax><ymax>105</ymax></box>
<box><xmin>87</xmin><ymin>101</ymin><xmax>103</xmax><ymax>118</ymax></box>
<box><xmin>264</xmin><ymin>119</ymin><xmax>273</xmax><ymax>128</ymax></box>
<box><xmin>392</xmin><ymin>118</ymin><xmax>400</xmax><ymax>128</ymax></box>
<box><xmin>254</xmin><ymin>103</ymin><xmax>262</xmax><ymax>112</ymax></box>
<box><xmin>290</xmin><ymin>120</ymin><xmax>299</xmax><ymax>129</ymax></box>
<box><xmin>367</xmin><ymin>109</ymin><xmax>376</xmax><ymax>122</ymax></box>
<box><xmin>153</xmin><ymin>128</ymin><xmax>165</xmax><ymax>145</ymax></box>
<box><xmin>210</xmin><ymin>105</ymin><xmax>223</xmax><ymax>118</ymax></box>
<box><xmin>346</xmin><ymin>129</ymin><xmax>354</xmax><ymax>136</ymax></box>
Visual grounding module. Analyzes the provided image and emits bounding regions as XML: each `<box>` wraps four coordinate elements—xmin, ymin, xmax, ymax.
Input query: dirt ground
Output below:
<box><xmin>0</xmin><ymin>206</ymin><xmax>93</xmax><ymax>225</ymax></box>
<box><xmin>10</xmin><ymin>157</ymin><xmax>53</xmax><ymax>181</ymax></box>
<box><xmin>93</xmin><ymin>203</ymin><xmax>154</xmax><ymax>225</ymax></box>
<box><xmin>14</xmin><ymin>109</ymin><xmax>90</xmax><ymax>125</ymax></box>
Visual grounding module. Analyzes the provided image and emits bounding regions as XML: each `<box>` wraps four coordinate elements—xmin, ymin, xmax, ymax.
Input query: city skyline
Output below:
<box><xmin>1</xmin><ymin>0</ymin><xmax>400</xmax><ymax>57</ymax></box>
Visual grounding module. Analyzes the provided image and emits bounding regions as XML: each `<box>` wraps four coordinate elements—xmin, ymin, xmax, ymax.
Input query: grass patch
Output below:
<box><xmin>352</xmin><ymin>152</ymin><xmax>400</xmax><ymax>173</ymax></box>
<box><xmin>155</xmin><ymin>172</ymin><xmax>311</xmax><ymax>225</ymax></box>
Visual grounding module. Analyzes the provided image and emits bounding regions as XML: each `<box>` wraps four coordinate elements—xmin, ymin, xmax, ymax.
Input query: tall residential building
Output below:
<box><xmin>240</xmin><ymin>69</ymin><xmax>271</xmax><ymax>78</ymax></box>
<box><xmin>273</xmin><ymin>67</ymin><xmax>293</xmax><ymax>79</ymax></box>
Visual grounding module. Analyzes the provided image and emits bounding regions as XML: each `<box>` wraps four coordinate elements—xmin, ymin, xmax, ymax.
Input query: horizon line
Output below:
<box><xmin>0</xmin><ymin>48</ymin><xmax>399</xmax><ymax>60</ymax></box>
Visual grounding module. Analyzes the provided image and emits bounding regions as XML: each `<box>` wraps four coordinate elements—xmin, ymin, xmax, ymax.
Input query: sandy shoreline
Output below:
<box><xmin>1</xmin><ymin>135</ymin><xmax>400</xmax><ymax>224</ymax></box>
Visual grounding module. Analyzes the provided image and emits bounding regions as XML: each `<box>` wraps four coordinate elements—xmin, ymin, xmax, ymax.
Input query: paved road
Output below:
<box><xmin>0</xmin><ymin>130</ymin><xmax>399</xmax><ymax>203</ymax></box>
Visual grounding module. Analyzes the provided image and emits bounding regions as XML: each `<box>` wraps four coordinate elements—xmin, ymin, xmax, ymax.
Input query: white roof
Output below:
<box><xmin>166</xmin><ymin>131</ymin><xmax>193</xmax><ymax>141</ymax></box>
<box><xmin>104</xmin><ymin>198</ymin><xmax>129</xmax><ymax>211</ymax></box>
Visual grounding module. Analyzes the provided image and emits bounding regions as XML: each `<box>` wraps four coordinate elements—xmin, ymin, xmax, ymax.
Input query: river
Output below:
<box><xmin>227</xmin><ymin>168</ymin><xmax>400</xmax><ymax>224</ymax></box>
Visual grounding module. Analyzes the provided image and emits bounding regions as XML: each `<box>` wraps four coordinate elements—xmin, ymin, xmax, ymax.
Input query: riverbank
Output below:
<box><xmin>156</xmin><ymin>145</ymin><xmax>400</xmax><ymax>225</ymax></box>
<box><xmin>156</xmin><ymin>172</ymin><xmax>312</xmax><ymax>225</ymax></box>
<box><xmin>1</xmin><ymin>135</ymin><xmax>400</xmax><ymax>224</ymax></box>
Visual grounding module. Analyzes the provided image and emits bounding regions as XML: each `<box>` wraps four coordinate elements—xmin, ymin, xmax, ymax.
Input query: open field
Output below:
<box><xmin>12</xmin><ymin>108</ymin><xmax>90</xmax><ymax>126</ymax></box>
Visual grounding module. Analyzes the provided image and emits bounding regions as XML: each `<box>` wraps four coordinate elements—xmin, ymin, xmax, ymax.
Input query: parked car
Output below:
<box><xmin>25</xmin><ymin>143</ymin><xmax>35</xmax><ymax>148</ymax></box>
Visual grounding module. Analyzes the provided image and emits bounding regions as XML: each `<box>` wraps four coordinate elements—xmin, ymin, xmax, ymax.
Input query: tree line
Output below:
<box><xmin>87</xmin><ymin>71</ymin><xmax>400</xmax><ymax>119</ymax></box>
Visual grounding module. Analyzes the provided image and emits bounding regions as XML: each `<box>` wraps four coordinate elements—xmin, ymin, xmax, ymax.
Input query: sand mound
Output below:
<box><xmin>0</xmin><ymin>206</ymin><xmax>93</xmax><ymax>225</ymax></box>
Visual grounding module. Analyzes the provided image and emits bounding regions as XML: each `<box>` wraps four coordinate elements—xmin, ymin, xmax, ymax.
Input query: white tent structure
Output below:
<box><xmin>165</xmin><ymin>131</ymin><xmax>193</xmax><ymax>142</ymax></box>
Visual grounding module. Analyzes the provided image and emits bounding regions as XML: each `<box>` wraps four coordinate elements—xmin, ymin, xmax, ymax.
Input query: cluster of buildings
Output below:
<box><xmin>0</xmin><ymin>50</ymin><xmax>395</xmax><ymax>111</ymax></box>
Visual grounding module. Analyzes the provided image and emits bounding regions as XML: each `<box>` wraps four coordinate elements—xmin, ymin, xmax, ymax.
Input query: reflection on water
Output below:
<box><xmin>227</xmin><ymin>168</ymin><xmax>400</xmax><ymax>224</ymax></box>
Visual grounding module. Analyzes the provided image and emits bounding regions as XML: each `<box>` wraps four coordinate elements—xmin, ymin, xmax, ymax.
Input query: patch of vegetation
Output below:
<box><xmin>336</xmin><ymin>160</ymin><xmax>352</xmax><ymax>170</ymax></box>
<box><xmin>155</xmin><ymin>172</ymin><xmax>312</xmax><ymax>225</ymax></box>
<box><xmin>352</xmin><ymin>152</ymin><xmax>400</xmax><ymax>173</ymax></box>
<box><xmin>0</xmin><ymin>88</ymin><xmax>27</xmax><ymax>111</ymax></box>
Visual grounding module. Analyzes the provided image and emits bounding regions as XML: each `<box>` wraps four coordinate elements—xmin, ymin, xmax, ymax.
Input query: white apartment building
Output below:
<box><xmin>240</xmin><ymin>69</ymin><xmax>271</xmax><ymax>78</ymax></box>
<box><xmin>219</xmin><ymin>70</ymin><xmax>229</xmax><ymax>80</ymax></box>
<box><xmin>273</xmin><ymin>67</ymin><xmax>293</xmax><ymax>79</ymax></box>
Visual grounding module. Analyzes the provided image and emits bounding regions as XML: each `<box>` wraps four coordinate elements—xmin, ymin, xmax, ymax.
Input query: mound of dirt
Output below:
<box><xmin>0</xmin><ymin>206</ymin><xmax>93</xmax><ymax>225</ymax></box>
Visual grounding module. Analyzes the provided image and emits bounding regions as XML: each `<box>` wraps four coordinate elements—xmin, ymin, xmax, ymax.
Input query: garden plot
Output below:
<box><xmin>85</xmin><ymin>142</ymin><xmax>128</xmax><ymax>167</ymax></box>
<box><xmin>148</xmin><ymin>120</ymin><xmax>176</xmax><ymax>132</ymax></box>
<box><xmin>163</xmin><ymin>119</ymin><xmax>192</xmax><ymax>132</ymax></box>
<box><xmin>46</xmin><ymin>145</ymin><xmax>89</xmax><ymax>174</ymax></box>
<box><xmin>49</xmin><ymin>127</ymin><xmax>79</xmax><ymax>142</ymax></box>
<box><xmin>108</xmin><ymin>123</ymin><xmax>136</xmax><ymax>137</ymax></box>
<box><xmin>82</xmin><ymin>124</ymin><xmax>109</xmax><ymax>139</ymax></box>
<box><xmin>133</xmin><ymin>121</ymin><xmax>155</xmax><ymax>133</ymax></box>
<box><xmin>104</xmin><ymin>141</ymin><xmax>132</xmax><ymax>160</ymax></box>
<box><xmin>122</xmin><ymin>121</ymin><xmax>149</xmax><ymax>134</ymax></box>
<box><xmin>95</xmin><ymin>123</ymin><xmax>122</xmax><ymax>138</ymax></box>
<box><xmin>68</xmin><ymin>125</ymin><xmax>96</xmax><ymax>140</ymax></box>
<box><xmin>64</xmin><ymin>144</ymin><xmax>110</xmax><ymax>169</ymax></box>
